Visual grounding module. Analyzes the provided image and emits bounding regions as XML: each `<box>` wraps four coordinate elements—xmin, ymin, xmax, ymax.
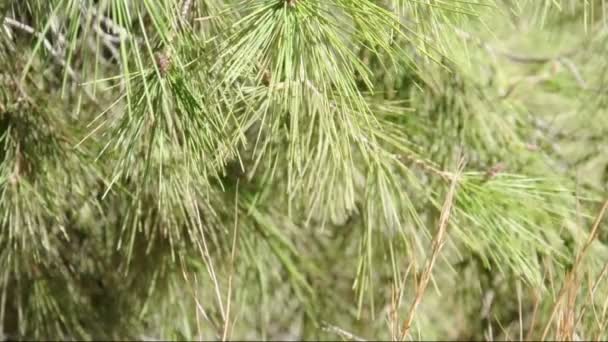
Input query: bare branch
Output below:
<box><xmin>2</xmin><ymin>17</ymin><xmax>99</xmax><ymax>105</ymax></box>
<box><xmin>400</xmin><ymin>157</ymin><xmax>466</xmax><ymax>340</ymax></box>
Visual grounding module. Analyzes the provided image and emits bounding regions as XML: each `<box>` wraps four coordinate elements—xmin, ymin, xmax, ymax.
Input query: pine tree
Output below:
<box><xmin>1</xmin><ymin>0</ymin><xmax>607</xmax><ymax>340</ymax></box>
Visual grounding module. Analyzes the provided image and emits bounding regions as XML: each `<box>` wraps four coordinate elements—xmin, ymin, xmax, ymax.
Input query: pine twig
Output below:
<box><xmin>322</xmin><ymin>322</ymin><xmax>367</xmax><ymax>342</ymax></box>
<box><xmin>2</xmin><ymin>17</ymin><xmax>99</xmax><ymax>105</ymax></box>
<box><xmin>222</xmin><ymin>182</ymin><xmax>240</xmax><ymax>342</ymax></box>
<box><xmin>541</xmin><ymin>199</ymin><xmax>608</xmax><ymax>340</ymax></box>
<box><xmin>400</xmin><ymin>157</ymin><xmax>465</xmax><ymax>340</ymax></box>
<box><xmin>181</xmin><ymin>0</ymin><xmax>194</xmax><ymax>20</ymax></box>
<box><xmin>453</xmin><ymin>27</ymin><xmax>589</xmax><ymax>93</ymax></box>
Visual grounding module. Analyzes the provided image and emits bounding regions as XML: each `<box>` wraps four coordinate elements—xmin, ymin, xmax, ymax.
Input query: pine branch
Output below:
<box><xmin>401</xmin><ymin>157</ymin><xmax>465</xmax><ymax>339</ymax></box>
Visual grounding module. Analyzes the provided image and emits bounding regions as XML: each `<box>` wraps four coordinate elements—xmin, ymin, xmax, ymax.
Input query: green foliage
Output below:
<box><xmin>1</xmin><ymin>0</ymin><xmax>607</xmax><ymax>340</ymax></box>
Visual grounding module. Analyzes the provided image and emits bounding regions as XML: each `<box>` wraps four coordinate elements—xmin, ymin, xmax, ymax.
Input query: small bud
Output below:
<box><xmin>484</xmin><ymin>162</ymin><xmax>506</xmax><ymax>181</ymax></box>
<box><xmin>155</xmin><ymin>52</ymin><xmax>171</xmax><ymax>76</ymax></box>
<box><xmin>525</xmin><ymin>143</ymin><xmax>540</xmax><ymax>151</ymax></box>
<box><xmin>262</xmin><ymin>69</ymin><xmax>271</xmax><ymax>86</ymax></box>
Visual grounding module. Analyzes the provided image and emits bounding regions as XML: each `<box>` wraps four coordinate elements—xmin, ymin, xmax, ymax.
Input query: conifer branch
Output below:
<box><xmin>1</xmin><ymin>0</ymin><xmax>606</xmax><ymax>340</ymax></box>
<box><xmin>2</xmin><ymin>17</ymin><xmax>99</xmax><ymax>104</ymax></box>
<box><xmin>400</xmin><ymin>158</ymin><xmax>465</xmax><ymax>340</ymax></box>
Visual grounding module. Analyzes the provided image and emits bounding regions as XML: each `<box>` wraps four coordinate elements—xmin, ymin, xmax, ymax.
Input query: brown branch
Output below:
<box><xmin>322</xmin><ymin>322</ymin><xmax>367</xmax><ymax>342</ymax></box>
<box><xmin>400</xmin><ymin>157</ymin><xmax>465</xmax><ymax>340</ymax></box>
<box><xmin>2</xmin><ymin>17</ymin><xmax>100</xmax><ymax>105</ymax></box>
<box><xmin>541</xmin><ymin>199</ymin><xmax>608</xmax><ymax>340</ymax></box>
<box><xmin>181</xmin><ymin>0</ymin><xmax>194</xmax><ymax>20</ymax></box>
<box><xmin>453</xmin><ymin>27</ymin><xmax>589</xmax><ymax>94</ymax></box>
